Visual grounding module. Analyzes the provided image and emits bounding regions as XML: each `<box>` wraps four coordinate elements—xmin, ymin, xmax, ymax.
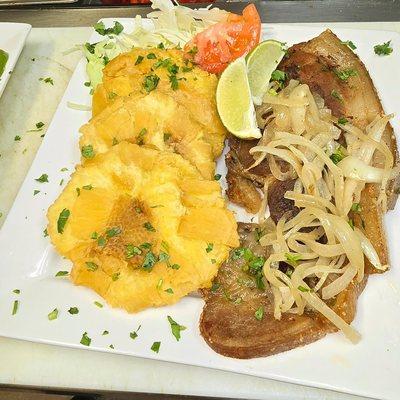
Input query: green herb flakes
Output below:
<box><xmin>331</xmin><ymin>90</ymin><xmax>343</xmax><ymax>102</ymax></box>
<box><xmin>255</xmin><ymin>306</ymin><xmax>264</xmax><ymax>321</ymax></box>
<box><xmin>112</xmin><ymin>137</ymin><xmax>119</xmax><ymax>146</ymax></box>
<box><xmin>126</xmin><ymin>244</ymin><xmax>142</xmax><ymax>258</ymax></box>
<box><xmin>374</xmin><ymin>41</ymin><xmax>393</xmax><ymax>56</ymax></box>
<box><xmin>76</xmin><ymin>187</ymin><xmax>81</xmax><ymax>196</ymax></box>
<box><xmin>156</xmin><ymin>278</ymin><xmax>163</xmax><ymax>289</ymax></box>
<box><xmin>55</xmin><ymin>270</ymin><xmax>69</xmax><ymax>277</ymax></box>
<box><xmin>298</xmin><ymin>285</ymin><xmax>310</xmax><ymax>293</ymax></box>
<box><xmin>157</xmin><ymin>43</ymin><xmax>165</xmax><ymax>49</ymax></box>
<box><xmin>271</xmin><ymin>69</ymin><xmax>287</xmax><ymax>84</ymax></box>
<box><xmin>151</xmin><ymin>341</ymin><xmax>160</xmax><ymax>353</ymax></box>
<box><xmin>106</xmin><ymin>226</ymin><xmax>122</xmax><ymax>238</ymax></box>
<box><xmin>214</xmin><ymin>174</ymin><xmax>221</xmax><ymax>181</ymax></box>
<box><xmin>129</xmin><ymin>325</ymin><xmax>141</xmax><ymax>340</ymax></box>
<box><xmin>13</xmin><ymin>289</ymin><xmax>20</xmax><ymax>294</ymax></box>
<box><xmin>285</xmin><ymin>252</ymin><xmax>301</xmax><ymax>267</ymax></box>
<box><xmin>211</xmin><ymin>259</ymin><xmax>216</xmax><ymax>264</ymax></box>
<box><xmin>112</xmin><ymin>272</ymin><xmax>120</xmax><ymax>281</ymax></box>
<box><xmin>143</xmin><ymin>222</ymin><xmax>156</xmax><ymax>232</ymax></box>
<box><xmin>81</xmin><ymin>144</ymin><xmax>95</xmax><ymax>159</ymax></box>
<box><xmin>137</xmin><ymin>128</ymin><xmax>147</xmax><ymax>145</ymax></box>
<box><xmin>57</xmin><ymin>208</ymin><xmax>70</xmax><ymax>234</ymax></box>
<box><xmin>341</xmin><ymin>40</ymin><xmax>357</xmax><ymax>50</ymax></box>
<box><xmin>33</xmin><ymin>190</ymin><xmax>40</xmax><ymax>195</ymax></box>
<box><xmin>170</xmin><ymin>263</ymin><xmax>180</xmax><ymax>270</ymax></box>
<box><xmin>86</xmin><ymin>261</ymin><xmax>99</xmax><ymax>271</ymax></box>
<box><xmin>94</xmin><ymin>301</ymin><xmax>103</xmax><ymax>308</ymax></box>
<box><xmin>91</xmin><ymin>231</ymin><xmax>98</xmax><ymax>240</ymax></box>
<box><xmin>335</xmin><ymin>69</ymin><xmax>358</xmax><ymax>81</ymax></box>
<box><xmin>48</xmin><ymin>308</ymin><xmax>59</xmax><ymax>321</ymax></box>
<box><xmin>80</xmin><ymin>332</ymin><xmax>91</xmax><ymax>346</ymax></box>
<box><xmin>135</xmin><ymin>55</ymin><xmax>144</xmax><ymax>65</ymax></box>
<box><xmin>210</xmin><ymin>282</ymin><xmax>220</xmax><ymax>293</ymax></box>
<box><xmin>68</xmin><ymin>307</ymin><xmax>79</xmax><ymax>315</ymax></box>
<box><xmin>143</xmin><ymin>74</ymin><xmax>160</xmax><ymax>93</ymax></box>
<box><xmin>330</xmin><ymin>146</ymin><xmax>346</xmax><ymax>165</ymax></box>
<box><xmin>14</xmin><ymin>135</ymin><xmax>21</xmax><ymax>141</ymax></box>
<box><xmin>163</xmin><ymin>133</ymin><xmax>171</xmax><ymax>142</ymax></box>
<box><xmin>109</xmin><ymin>344</ymin><xmax>115</xmax><ymax>349</ymax></box>
<box><xmin>142</xmin><ymin>251</ymin><xmax>157</xmax><ymax>272</ymax></box>
<box><xmin>169</xmin><ymin>74</ymin><xmax>179</xmax><ymax>90</ymax></box>
<box><xmin>43</xmin><ymin>228</ymin><xmax>48</xmax><ymax>237</ymax></box>
<box><xmin>158</xmin><ymin>251</ymin><xmax>169</xmax><ymax>263</ymax></box>
<box><xmin>82</xmin><ymin>184</ymin><xmax>93</xmax><ymax>190</ymax></box>
<box><xmin>338</xmin><ymin>117</ymin><xmax>348</xmax><ymax>125</ymax></box>
<box><xmin>12</xmin><ymin>300</ymin><xmax>19</xmax><ymax>315</ymax></box>
<box><xmin>102</xmin><ymin>330</ymin><xmax>109</xmax><ymax>335</ymax></box>
<box><xmin>206</xmin><ymin>243</ymin><xmax>213</xmax><ymax>253</ymax></box>
<box><xmin>35</xmin><ymin>173</ymin><xmax>48</xmax><ymax>183</ymax></box>
<box><xmin>97</xmin><ymin>236</ymin><xmax>106</xmax><ymax>247</ymax></box>
<box><xmin>348</xmin><ymin>219</ymin><xmax>355</xmax><ymax>230</ymax></box>
<box><xmin>351</xmin><ymin>202</ymin><xmax>362</xmax><ymax>213</ymax></box>
<box><xmin>165</xmin><ymin>288</ymin><xmax>174</xmax><ymax>294</ymax></box>
<box><xmin>167</xmin><ymin>316</ymin><xmax>186</xmax><ymax>341</ymax></box>
<box><xmin>146</xmin><ymin>53</ymin><xmax>156</xmax><ymax>59</ymax></box>
<box><xmin>94</xmin><ymin>21</ymin><xmax>124</xmax><ymax>36</ymax></box>
<box><xmin>39</xmin><ymin>77</ymin><xmax>54</xmax><ymax>85</ymax></box>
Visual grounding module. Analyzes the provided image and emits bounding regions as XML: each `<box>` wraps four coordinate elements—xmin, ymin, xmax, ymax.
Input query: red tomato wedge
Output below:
<box><xmin>185</xmin><ymin>4</ymin><xmax>261</xmax><ymax>74</ymax></box>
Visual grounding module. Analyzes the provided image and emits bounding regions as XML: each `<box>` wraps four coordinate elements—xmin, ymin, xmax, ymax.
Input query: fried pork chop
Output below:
<box><xmin>201</xmin><ymin>223</ymin><xmax>367</xmax><ymax>359</ymax></box>
<box><xmin>202</xmin><ymin>30</ymin><xmax>399</xmax><ymax>358</ymax></box>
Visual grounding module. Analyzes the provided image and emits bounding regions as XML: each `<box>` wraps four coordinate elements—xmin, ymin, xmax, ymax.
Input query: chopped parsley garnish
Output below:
<box><xmin>85</xmin><ymin>42</ymin><xmax>95</xmax><ymax>54</ymax></box>
<box><xmin>94</xmin><ymin>301</ymin><xmax>103</xmax><ymax>308</ymax></box>
<box><xmin>103</xmin><ymin>56</ymin><xmax>110</xmax><ymax>65</ymax></box>
<box><xmin>57</xmin><ymin>208</ymin><xmax>70</xmax><ymax>234</ymax></box>
<box><xmin>140</xmin><ymin>242</ymin><xmax>152</xmax><ymax>250</ymax></box>
<box><xmin>106</xmin><ymin>226</ymin><xmax>122</xmax><ymax>238</ymax></box>
<box><xmin>298</xmin><ymin>285</ymin><xmax>310</xmax><ymax>292</ymax></box>
<box><xmin>142</xmin><ymin>251</ymin><xmax>157</xmax><ymax>272</ymax></box>
<box><xmin>146</xmin><ymin>53</ymin><xmax>157</xmax><ymax>59</ymax></box>
<box><xmin>81</xmin><ymin>144</ymin><xmax>95</xmax><ymax>159</ymax></box>
<box><xmin>169</xmin><ymin>74</ymin><xmax>179</xmax><ymax>90</ymax></box>
<box><xmin>206</xmin><ymin>243</ymin><xmax>214</xmax><ymax>253</ymax></box>
<box><xmin>165</xmin><ymin>288</ymin><xmax>174</xmax><ymax>294</ymax></box>
<box><xmin>84</xmin><ymin>81</ymin><xmax>91</xmax><ymax>87</ymax></box>
<box><xmin>157</xmin><ymin>278</ymin><xmax>163</xmax><ymax>289</ymax></box>
<box><xmin>43</xmin><ymin>228</ymin><xmax>48</xmax><ymax>237</ymax></box>
<box><xmin>374</xmin><ymin>41</ymin><xmax>393</xmax><ymax>56</ymax></box>
<box><xmin>271</xmin><ymin>69</ymin><xmax>287</xmax><ymax>87</ymax></box>
<box><xmin>33</xmin><ymin>190</ymin><xmax>40</xmax><ymax>195</ymax></box>
<box><xmin>341</xmin><ymin>40</ymin><xmax>357</xmax><ymax>50</ymax></box>
<box><xmin>60</xmin><ymin>167</ymin><xmax>68</xmax><ymax>172</ymax></box>
<box><xmin>182</xmin><ymin>66</ymin><xmax>193</xmax><ymax>73</ymax></box>
<box><xmin>97</xmin><ymin>236</ymin><xmax>106</xmax><ymax>247</ymax></box>
<box><xmin>255</xmin><ymin>227</ymin><xmax>265</xmax><ymax>242</ymax></box>
<box><xmin>82</xmin><ymin>184</ymin><xmax>93</xmax><ymax>190</ymax></box>
<box><xmin>12</xmin><ymin>300</ymin><xmax>19</xmax><ymax>315</ymax></box>
<box><xmin>91</xmin><ymin>232</ymin><xmax>98</xmax><ymax>239</ymax></box>
<box><xmin>111</xmin><ymin>272</ymin><xmax>120</xmax><ymax>281</ymax></box>
<box><xmin>170</xmin><ymin>263</ymin><xmax>180</xmax><ymax>269</ymax></box>
<box><xmin>143</xmin><ymin>222</ymin><xmax>156</xmax><ymax>232</ymax></box>
<box><xmin>39</xmin><ymin>77</ymin><xmax>54</xmax><ymax>85</ymax></box>
<box><xmin>157</xmin><ymin>42</ymin><xmax>165</xmax><ymax>49</ymax></box>
<box><xmin>163</xmin><ymin>132</ymin><xmax>171</xmax><ymax>142</ymax></box>
<box><xmin>161</xmin><ymin>241</ymin><xmax>169</xmax><ymax>252</ymax></box>
<box><xmin>94</xmin><ymin>21</ymin><xmax>124</xmax><ymax>36</ymax></box>
<box><xmin>330</xmin><ymin>146</ymin><xmax>346</xmax><ymax>165</ymax></box>
<box><xmin>188</xmin><ymin>46</ymin><xmax>198</xmax><ymax>55</ymax></box>
<box><xmin>59</xmin><ymin>179</ymin><xmax>64</xmax><ymax>186</ymax></box>
<box><xmin>348</xmin><ymin>219</ymin><xmax>355</xmax><ymax>230</ymax></box>
<box><xmin>210</xmin><ymin>282</ymin><xmax>220</xmax><ymax>293</ymax></box>
<box><xmin>13</xmin><ymin>289</ymin><xmax>20</xmax><ymax>294</ymax></box>
<box><xmin>85</xmin><ymin>261</ymin><xmax>99</xmax><ymax>271</ymax></box>
<box><xmin>76</xmin><ymin>188</ymin><xmax>81</xmax><ymax>196</ymax></box>
<box><xmin>112</xmin><ymin>137</ymin><xmax>119</xmax><ymax>146</ymax></box>
<box><xmin>68</xmin><ymin>307</ymin><xmax>79</xmax><ymax>315</ymax></box>
<box><xmin>335</xmin><ymin>69</ymin><xmax>358</xmax><ymax>81</ymax></box>
<box><xmin>35</xmin><ymin>174</ymin><xmax>48</xmax><ymax>183</ymax></box>
<box><xmin>143</xmin><ymin>74</ymin><xmax>160</xmax><ymax>93</ymax></box>
<box><xmin>167</xmin><ymin>63</ymin><xmax>179</xmax><ymax>75</ymax></box>
<box><xmin>211</xmin><ymin>259</ymin><xmax>216</xmax><ymax>264</ymax></box>
<box><xmin>102</xmin><ymin>330</ymin><xmax>109</xmax><ymax>335</ymax></box>
<box><xmin>158</xmin><ymin>252</ymin><xmax>169</xmax><ymax>263</ymax></box>
<box><xmin>151</xmin><ymin>341</ymin><xmax>161</xmax><ymax>353</ymax></box>
<box><xmin>14</xmin><ymin>135</ymin><xmax>21</xmax><ymax>141</ymax></box>
<box><xmin>331</xmin><ymin>89</ymin><xmax>343</xmax><ymax>102</ymax></box>
<box><xmin>167</xmin><ymin>316</ymin><xmax>186</xmax><ymax>341</ymax></box>
<box><xmin>338</xmin><ymin>117</ymin><xmax>348</xmax><ymax>125</ymax></box>
<box><xmin>126</xmin><ymin>244</ymin><xmax>142</xmax><ymax>258</ymax></box>
<box><xmin>55</xmin><ymin>270</ymin><xmax>69</xmax><ymax>277</ymax></box>
<box><xmin>285</xmin><ymin>252</ymin><xmax>301</xmax><ymax>267</ymax></box>
<box><xmin>254</xmin><ymin>306</ymin><xmax>264</xmax><ymax>321</ymax></box>
<box><xmin>48</xmin><ymin>308</ymin><xmax>59</xmax><ymax>321</ymax></box>
<box><xmin>232</xmin><ymin>248</ymin><xmax>245</xmax><ymax>260</ymax></box>
<box><xmin>214</xmin><ymin>174</ymin><xmax>221</xmax><ymax>181</ymax></box>
<box><xmin>108</xmin><ymin>92</ymin><xmax>117</xmax><ymax>100</ymax></box>
<box><xmin>351</xmin><ymin>202</ymin><xmax>362</xmax><ymax>213</ymax></box>
<box><xmin>80</xmin><ymin>332</ymin><xmax>91</xmax><ymax>346</ymax></box>
<box><xmin>135</xmin><ymin>55</ymin><xmax>144</xmax><ymax>65</ymax></box>
<box><xmin>109</xmin><ymin>344</ymin><xmax>115</xmax><ymax>349</ymax></box>
<box><xmin>137</xmin><ymin>128</ymin><xmax>147</xmax><ymax>145</ymax></box>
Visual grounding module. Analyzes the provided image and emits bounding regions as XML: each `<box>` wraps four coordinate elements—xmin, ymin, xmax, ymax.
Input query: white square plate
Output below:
<box><xmin>1</xmin><ymin>21</ymin><xmax>400</xmax><ymax>400</ymax></box>
<box><xmin>0</xmin><ymin>23</ymin><xmax>31</xmax><ymax>98</ymax></box>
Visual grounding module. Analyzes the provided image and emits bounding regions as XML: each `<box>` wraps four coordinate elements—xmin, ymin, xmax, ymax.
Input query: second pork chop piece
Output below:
<box><xmin>200</xmin><ymin>223</ymin><xmax>367</xmax><ymax>359</ymax></box>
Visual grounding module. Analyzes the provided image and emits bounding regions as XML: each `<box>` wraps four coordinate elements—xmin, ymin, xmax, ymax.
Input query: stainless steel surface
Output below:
<box><xmin>0</xmin><ymin>0</ymin><xmax>399</xmax><ymax>26</ymax></box>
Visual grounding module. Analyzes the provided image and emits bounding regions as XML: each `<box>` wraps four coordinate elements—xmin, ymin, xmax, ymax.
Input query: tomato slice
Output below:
<box><xmin>185</xmin><ymin>4</ymin><xmax>261</xmax><ymax>74</ymax></box>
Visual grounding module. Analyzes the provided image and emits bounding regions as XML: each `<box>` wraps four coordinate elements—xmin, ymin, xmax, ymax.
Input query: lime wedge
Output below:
<box><xmin>246</xmin><ymin>40</ymin><xmax>286</xmax><ymax>105</ymax></box>
<box><xmin>216</xmin><ymin>57</ymin><xmax>261</xmax><ymax>139</ymax></box>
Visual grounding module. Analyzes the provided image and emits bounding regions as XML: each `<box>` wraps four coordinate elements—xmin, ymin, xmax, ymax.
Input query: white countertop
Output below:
<box><xmin>0</xmin><ymin>21</ymin><xmax>399</xmax><ymax>399</ymax></box>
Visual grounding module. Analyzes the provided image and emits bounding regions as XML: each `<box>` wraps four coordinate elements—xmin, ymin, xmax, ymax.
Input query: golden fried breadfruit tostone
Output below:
<box><xmin>47</xmin><ymin>142</ymin><xmax>239</xmax><ymax>313</ymax></box>
<box><xmin>92</xmin><ymin>48</ymin><xmax>226</xmax><ymax>159</ymax></box>
<box><xmin>80</xmin><ymin>92</ymin><xmax>217</xmax><ymax>180</ymax></box>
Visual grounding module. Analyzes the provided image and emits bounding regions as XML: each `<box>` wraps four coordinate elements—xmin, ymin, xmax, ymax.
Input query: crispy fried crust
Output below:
<box><xmin>200</xmin><ymin>223</ymin><xmax>368</xmax><ymax>359</ymax></box>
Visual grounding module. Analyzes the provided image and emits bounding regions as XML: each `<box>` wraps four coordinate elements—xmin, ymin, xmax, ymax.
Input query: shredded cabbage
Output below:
<box><xmin>75</xmin><ymin>0</ymin><xmax>227</xmax><ymax>89</ymax></box>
